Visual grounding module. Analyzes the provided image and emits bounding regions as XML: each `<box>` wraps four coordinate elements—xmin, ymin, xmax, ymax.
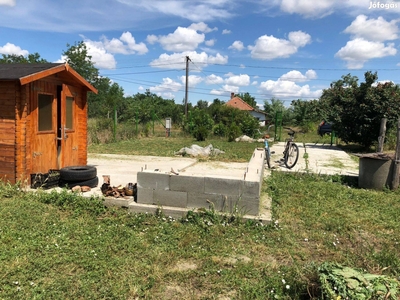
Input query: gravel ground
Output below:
<box><xmin>268</xmin><ymin>142</ymin><xmax>359</xmax><ymax>176</ymax></box>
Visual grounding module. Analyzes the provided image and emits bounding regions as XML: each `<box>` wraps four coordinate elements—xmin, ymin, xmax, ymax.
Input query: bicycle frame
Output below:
<box><xmin>282</xmin><ymin>127</ymin><xmax>299</xmax><ymax>169</ymax></box>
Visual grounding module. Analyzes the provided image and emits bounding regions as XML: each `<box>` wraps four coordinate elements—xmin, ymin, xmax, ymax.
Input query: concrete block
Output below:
<box><xmin>153</xmin><ymin>189</ymin><xmax>187</xmax><ymax>208</ymax></box>
<box><xmin>160</xmin><ymin>206</ymin><xmax>189</xmax><ymax>219</ymax></box>
<box><xmin>137</xmin><ymin>171</ymin><xmax>170</xmax><ymax>190</ymax></box>
<box><xmin>204</xmin><ymin>177</ymin><xmax>242</xmax><ymax>196</ymax></box>
<box><xmin>137</xmin><ymin>187</ymin><xmax>154</xmax><ymax>204</ymax></box>
<box><xmin>220</xmin><ymin>195</ymin><xmax>260</xmax><ymax>215</ymax></box>
<box><xmin>103</xmin><ymin>197</ymin><xmax>134</xmax><ymax>208</ymax></box>
<box><xmin>170</xmin><ymin>175</ymin><xmax>205</xmax><ymax>193</ymax></box>
<box><xmin>187</xmin><ymin>192</ymin><xmax>222</xmax><ymax>209</ymax></box>
<box><xmin>235</xmin><ymin>198</ymin><xmax>260</xmax><ymax>215</ymax></box>
<box><xmin>242</xmin><ymin>180</ymin><xmax>261</xmax><ymax>197</ymax></box>
<box><xmin>128</xmin><ymin>202</ymin><xmax>158</xmax><ymax>215</ymax></box>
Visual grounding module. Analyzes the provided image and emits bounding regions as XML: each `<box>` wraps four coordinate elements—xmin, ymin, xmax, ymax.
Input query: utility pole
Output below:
<box><xmin>185</xmin><ymin>56</ymin><xmax>190</xmax><ymax>118</ymax></box>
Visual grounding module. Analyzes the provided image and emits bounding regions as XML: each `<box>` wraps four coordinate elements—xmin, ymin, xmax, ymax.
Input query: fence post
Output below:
<box><xmin>377</xmin><ymin>118</ymin><xmax>387</xmax><ymax>153</ymax></box>
<box><xmin>391</xmin><ymin>119</ymin><xmax>400</xmax><ymax>190</ymax></box>
<box><xmin>136</xmin><ymin>110</ymin><xmax>138</xmax><ymax>135</ymax></box>
<box><xmin>274</xmin><ymin>111</ymin><xmax>282</xmax><ymax>142</ymax></box>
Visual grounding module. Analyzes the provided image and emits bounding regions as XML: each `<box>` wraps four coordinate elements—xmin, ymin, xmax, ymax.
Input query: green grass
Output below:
<box><xmin>2</xmin><ymin>132</ymin><xmax>399</xmax><ymax>299</ymax></box>
<box><xmin>1</xmin><ymin>171</ymin><xmax>400</xmax><ymax>299</ymax></box>
<box><xmin>88</xmin><ymin>136</ymin><xmax>263</xmax><ymax>162</ymax></box>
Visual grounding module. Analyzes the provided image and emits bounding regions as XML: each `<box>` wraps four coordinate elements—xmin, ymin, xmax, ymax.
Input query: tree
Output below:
<box><xmin>264</xmin><ymin>98</ymin><xmax>294</xmax><ymax>124</ymax></box>
<box><xmin>190</xmin><ymin>109</ymin><xmax>214</xmax><ymax>141</ymax></box>
<box><xmin>320</xmin><ymin>71</ymin><xmax>400</xmax><ymax>148</ymax></box>
<box><xmin>237</xmin><ymin>92</ymin><xmax>257</xmax><ymax>108</ymax></box>
<box><xmin>291</xmin><ymin>99</ymin><xmax>322</xmax><ymax>127</ymax></box>
<box><xmin>0</xmin><ymin>53</ymin><xmax>48</xmax><ymax>63</ymax></box>
<box><xmin>196</xmin><ymin>100</ymin><xmax>209</xmax><ymax>110</ymax></box>
<box><xmin>62</xmin><ymin>41</ymin><xmax>99</xmax><ymax>84</ymax></box>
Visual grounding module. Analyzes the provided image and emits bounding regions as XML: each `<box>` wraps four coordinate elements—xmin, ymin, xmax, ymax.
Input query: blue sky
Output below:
<box><xmin>1</xmin><ymin>0</ymin><xmax>400</xmax><ymax>107</ymax></box>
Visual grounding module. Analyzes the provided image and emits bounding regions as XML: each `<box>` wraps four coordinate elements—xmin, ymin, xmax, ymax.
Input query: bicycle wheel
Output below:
<box><xmin>284</xmin><ymin>143</ymin><xmax>299</xmax><ymax>169</ymax></box>
<box><xmin>265</xmin><ymin>149</ymin><xmax>271</xmax><ymax>169</ymax></box>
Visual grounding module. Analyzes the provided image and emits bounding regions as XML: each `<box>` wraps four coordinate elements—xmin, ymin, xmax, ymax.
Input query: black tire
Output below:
<box><xmin>60</xmin><ymin>176</ymin><xmax>99</xmax><ymax>189</ymax></box>
<box><xmin>284</xmin><ymin>143</ymin><xmax>299</xmax><ymax>169</ymax></box>
<box><xmin>266</xmin><ymin>149</ymin><xmax>271</xmax><ymax>169</ymax></box>
<box><xmin>60</xmin><ymin>165</ymin><xmax>97</xmax><ymax>181</ymax></box>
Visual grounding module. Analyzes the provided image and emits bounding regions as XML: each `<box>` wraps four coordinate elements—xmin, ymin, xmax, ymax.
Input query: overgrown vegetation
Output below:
<box><xmin>1</xmin><ymin>171</ymin><xmax>399</xmax><ymax>299</ymax></box>
<box><xmin>320</xmin><ymin>71</ymin><xmax>400</xmax><ymax>148</ymax></box>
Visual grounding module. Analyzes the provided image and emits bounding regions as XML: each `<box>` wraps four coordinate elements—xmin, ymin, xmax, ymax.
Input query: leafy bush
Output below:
<box><xmin>238</xmin><ymin>111</ymin><xmax>260</xmax><ymax>137</ymax></box>
<box><xmin>190</xmin><ymin>109</ymin><xmax>214</xmax><ymax>141</ymax></box>
<box><xmin>213</xmin><ymin>123</ymin><xmax>227</xmax><ymax>137</ymax></box>
<box><xmin>227</xmin><ymin>124</ymin><xmax>241</xmax><ymax>142</ymax></box>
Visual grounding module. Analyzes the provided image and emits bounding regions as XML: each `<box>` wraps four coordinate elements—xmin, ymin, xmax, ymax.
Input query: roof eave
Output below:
<box><xmin>19</xmin><ymin>64</ymin><xmax>66</xmax><ymax>85</ymax></box>
<box><xmin>65</xmin><ymin>64</ymin><xmax>98</xmax><ymax>94</ymax></box>
<box><xmin>18</xmin><ymin>63</ymin><xmax>97</xmax><ymax>94</ymax></box>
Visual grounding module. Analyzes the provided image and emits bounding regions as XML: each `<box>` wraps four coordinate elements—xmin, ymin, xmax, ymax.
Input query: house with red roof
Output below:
<box><xmin>226</xmin><ymin>93</ymin><xmax>268</xmax><ymax>126</ymax></box>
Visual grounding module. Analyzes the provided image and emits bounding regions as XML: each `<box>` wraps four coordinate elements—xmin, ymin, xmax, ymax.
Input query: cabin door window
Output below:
<box><xmin>38</xmin><ymin>94</ymin><xmax>53</xmax><ymax>131</ymax></box>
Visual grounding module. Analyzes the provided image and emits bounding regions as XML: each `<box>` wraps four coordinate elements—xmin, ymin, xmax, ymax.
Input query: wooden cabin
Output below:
<box><xmin>0</xmin><ymin>63</ymin><xmax>97</xmax><ymax>184</ymax></box>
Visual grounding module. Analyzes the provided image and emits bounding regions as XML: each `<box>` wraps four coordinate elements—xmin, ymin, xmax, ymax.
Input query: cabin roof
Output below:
<box><xmin>0</xmin><ymin>63</ymin><xmax>97</xmax><ymax>93</ymax></box>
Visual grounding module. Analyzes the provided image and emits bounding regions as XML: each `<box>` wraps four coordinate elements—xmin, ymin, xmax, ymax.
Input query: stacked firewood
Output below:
<box><xmin>100</xmin><ymin>175</ymin><xmax>137</xmax><ymax>199</ymax></box>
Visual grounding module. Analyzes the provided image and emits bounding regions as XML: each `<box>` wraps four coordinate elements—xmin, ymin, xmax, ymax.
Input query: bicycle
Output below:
<box><xmin>282</xmin><ymin>127</ymin><xmax>299</xmax><ymax>169</ymax></box>
<box><xmin>263</xmin><ymin>125</ymin><xmax>275</xmax><ymax>169</ymax></box>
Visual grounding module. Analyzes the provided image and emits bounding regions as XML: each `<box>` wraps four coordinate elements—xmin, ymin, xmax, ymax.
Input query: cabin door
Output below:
<box><xmin>31</xmin><ymin>86</ymin><xmax>59</xmax><ymax>174</ymax></box>
<box><xmin>57</xmin><ymin>84</ymin><xmax>79</xmax><ymax>168</ymax></box>
<box><xmin>31</xmin><ymin>84</ymin><xmax>80</xmax><ymax>175</ymax></box>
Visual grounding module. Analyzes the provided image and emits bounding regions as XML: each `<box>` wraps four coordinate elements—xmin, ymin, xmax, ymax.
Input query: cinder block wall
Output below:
<box><xmin>137</xmin><ymin>148</ymin><xmax>265</xmax><ymax>216</ymax></box>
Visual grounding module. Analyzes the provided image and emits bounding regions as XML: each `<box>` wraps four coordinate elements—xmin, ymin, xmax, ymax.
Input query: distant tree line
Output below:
<box><xmin>2</xmin><ymin>42</ymin><xmax>398</xmax><ymax>146</ymax></box>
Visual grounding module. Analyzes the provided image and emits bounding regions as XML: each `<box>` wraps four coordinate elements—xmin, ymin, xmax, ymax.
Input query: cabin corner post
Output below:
<box><xmin>15</xmin><ymin>83</ymin><xmax>30</xmax><ymax>185</ymax></box>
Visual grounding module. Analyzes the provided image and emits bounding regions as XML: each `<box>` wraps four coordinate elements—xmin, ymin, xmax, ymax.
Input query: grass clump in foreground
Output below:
<box><xmin>1</xmin><ymin>172</ymin><xmax>400</xmax><ymax>299</ymax></box>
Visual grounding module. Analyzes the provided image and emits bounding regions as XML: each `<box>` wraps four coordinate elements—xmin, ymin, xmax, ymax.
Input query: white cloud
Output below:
<box><xmin>0</xmin><ymin>0</ymin><xmax>15</xmax><ymax>6</ymax></box>
<box><xmin>205</xmin><ymin>39</ymin><xmax>216</xmax><ymax>47</ymax></box>
<box><xmin>150</xmin><ymin>77</ymin><xmax>182</xmax><ymax>94</ymax></box>
<box><xmin>335</xmin><ymin>38</ymin><xmax>397</xmax><ymax>69</ymax></box>
<box><xmin>55</xmin><ymin>39</ymin><xmax>117</xmax><ymax>69</ymax></box>
<box><xmin>222</xmin><ymin>29</ymin><xmax>231</xmax><ymax>34</ymax></box>
<box><xmin>58</xmin><ymin>32</ymin><xmax>148</xmax><ymax>69</ymax></box>
<box><xmin>344</xmin><ymin>15</ymin><xmax>399</xmax><ymax>42</ymax></box>
<box><xmin>248</xmin><ymin>31</ymin><xmax>311</xmax><ymax>60</ymax></box>
<box><xmin>84</xmin><ymin>41</ymin><xmax>117</xmax><ymax>69</ymax></box>
<box><xmin>228</xmin><ymin>40</ymin><xmax>244</xmax><ymax>51</ymax></box>
<box><xmin>101</xmin><ymin>32</ymin><xmax>148</xmax><ymax>55</ymax></box>
<box><xmin>180</xmin><ymin>75</ymin><xmax>203</xmax><ymax>87</ymax></box>
<box><xmin>210</xmin><ymin>84</ymin><xmax>239</xmax><ymax>95</ymax></box>
<box><xmin>280</xmin><ymin>69</ymin><xmax>317</xmax><ymax>82</ymax></box>
<box><xmin>259</xmin><ymin>79</ymin><xmax>322</xmax><ymax>99</ymax></box>
<box><xmin>205</xmin><ymin>74</ymin><xmax>224</xmax><ymax>85</ymax></box>
<box><xmin>280</xmin><ymin>0</ymin><xmax>334</xmax><ymax>18</ymax></box>
<box><xmin>277</xmin><ymin>0</ymin><xmax>372</xmax><ymax>19</ymax></box>
<box><xmin>224</xmin><ymin>74</ymin><xmax>250</xmax><ymax>86</ymax></box>
<box><xmin>150</xmin><ymin>51</ymin><xmax>228</xmax><ymax>70</ymax></box>
<box><xmin>129</xmin><ymin>0</ymin><xmax>234</xmax><ymax>22</ymax></box>
<box><xmin>188</xmin><ymin>22</ymin><xmax>217</xmax><ymax>33</ymax></box>
<box><xmin>146</xmin><ymin>34</ymin><xmax>158</xmax><ymax>44</ymax></box>
<box><xmin>258</xmin><ymin>70</ymin><xmax>321</xmax><ymax>99</ymax></box>
<box><xmin>0</xmin><ymin>42</ymin><xmax>28</xmax><ymax>56</ymax></box>
<box><xmin>152</xmin><ymin>26</ymin><xmax>205</xmax><ymax>52</ymax></box>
